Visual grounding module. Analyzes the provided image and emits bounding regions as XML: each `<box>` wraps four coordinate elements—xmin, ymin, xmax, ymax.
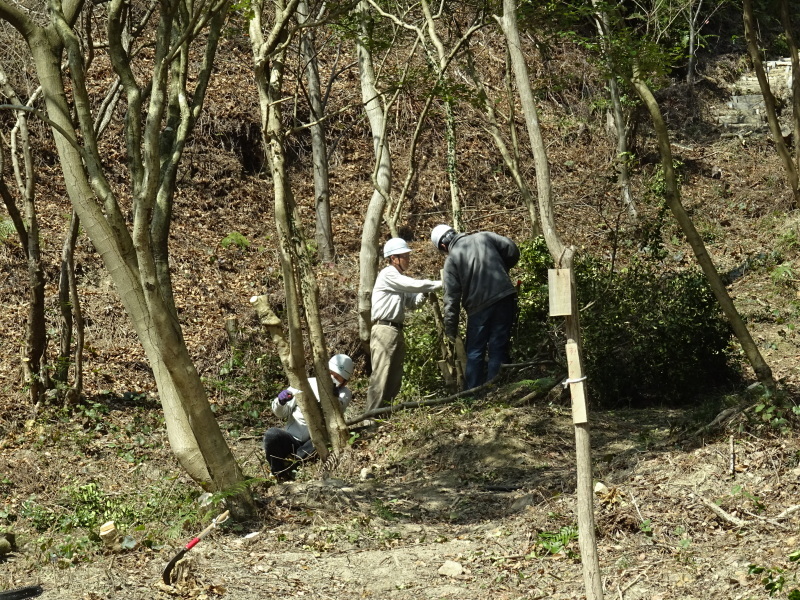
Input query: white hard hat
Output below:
<box><xmin>431</xmin><ymin>224</ymin><xmax>455</xmax><ymax>252</ymax></box>
<box><xmin>383</xmin><ymin>237</ymin><xmax>412</xmax><ymax>257</ymax></box>
<box><xmin>328</xmin><ymin>354</ymin><xmax>354</xmax><ymax>381</ymax></box>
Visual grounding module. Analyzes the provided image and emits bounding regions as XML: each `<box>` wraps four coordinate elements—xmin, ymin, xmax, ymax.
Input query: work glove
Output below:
<box><xmin>277</xmin><ymin>389</ymin><xmax>294</xmax><ymax>405</ymax></box>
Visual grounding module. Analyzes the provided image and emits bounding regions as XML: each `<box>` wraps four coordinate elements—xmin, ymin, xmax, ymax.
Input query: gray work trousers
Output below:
<box><xmin>365</xmin><ymin>324</ymin><xmax>405</xmax><ymax>412</ymax></box>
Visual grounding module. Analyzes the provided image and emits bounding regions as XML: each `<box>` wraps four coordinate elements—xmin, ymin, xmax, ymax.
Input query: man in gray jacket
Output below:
<box><xmin>431</xmin><ymin>225</ymin><xmax>520</xmax><ymax>390</ymax></box>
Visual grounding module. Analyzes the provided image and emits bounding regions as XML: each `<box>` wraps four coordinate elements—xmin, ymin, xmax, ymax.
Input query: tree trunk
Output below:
<box><xmin>444</xmin><ymin>99</ymin><xmax>464</xmax><ymax>232</ymax></box>
<box><xmin>590</xmin><ymin>1</ymin><xmax>637</xmax><ymax>221</ymax></box>
<box><xmin>64</xmin><ymin>210</ymin><xmax>84</xmax><ymax>406</ymax></box>
<box><xmin>297</xmin><ymin>0</ymin><xmax>334</xmax><ymax>264</ymax></box>
<box><xmin>743</xmin><ymin>0</ymin><xmax>800</xmax><ymax>206</ymax></box>
<box><xmin>686</xmin><ymin>3</ymin><xmax>698</xmax><ymax>85</ymax></box>
<box><xmin>0</xmin><ymin>62</ymin><xmax>47</xmax><ymax>404</ymax></box>
<box><xmin>0</xmin><ymin>0</ymin><xmax>255</xmax><ymax>519</ymax></box>
<box><xmin>356</xmin><ymin>0</ymin><xmax>392</xmax><ymax>355</ymax></box>
<box><xmin>630</xmin><ymin>74</ymin><xmax>776</xmax><ymax>393</ymax></box>
<box><xmin>779</xmin><ymin>0</ymin><xmax>800</xmax><ymax>172</ymax></box>
<box><xmin>56</xmin><ymin>209</ymin><xmax>83</xmax><ymax>406</ymax></box>
<box><xmin>250</xmin><ymin>0</ymin><xmax>349</xmax><ymax>456</ymax></box>
<box><xmin>497</xmin><ymin>2</ymin><xmax>604</xmax><ymax>598</ymax></box>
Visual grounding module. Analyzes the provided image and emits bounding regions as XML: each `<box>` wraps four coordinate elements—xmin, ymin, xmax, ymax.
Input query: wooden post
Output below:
<box><xmin>565</xmin><ymin>340</ymin><xmax>587</xmax><ymax>424</ymax></box>
<box><xmin>550</xmin><ymin>264</ymin><xmax>604</xmax><ymax>600</ymax></box>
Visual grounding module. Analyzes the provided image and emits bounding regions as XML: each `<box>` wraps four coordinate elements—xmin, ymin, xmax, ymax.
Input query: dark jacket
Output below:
<box><xmin>442</xmin><ymin>232</ymin><xmax>520</xmax><ymax>338</ymax></box>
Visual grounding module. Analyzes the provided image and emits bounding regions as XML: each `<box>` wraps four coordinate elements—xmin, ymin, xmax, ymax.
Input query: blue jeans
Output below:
<box><xmin>465</xmin><ymin>294</ymin><xmax>517</xmax><ymax>390</ymax></box>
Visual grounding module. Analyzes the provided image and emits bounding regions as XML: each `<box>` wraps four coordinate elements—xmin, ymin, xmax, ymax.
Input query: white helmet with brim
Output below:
<box><xmin>383</xmin><ymin>238</ymin><xmax>412</xmax><ymax>257</ymax></box>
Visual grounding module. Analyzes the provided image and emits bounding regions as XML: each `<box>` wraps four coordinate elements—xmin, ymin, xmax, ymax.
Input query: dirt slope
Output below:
<box><xmin>3</xmin><ymin>399</ymin><xmax>799</xmax><ymax>599</ymax></box>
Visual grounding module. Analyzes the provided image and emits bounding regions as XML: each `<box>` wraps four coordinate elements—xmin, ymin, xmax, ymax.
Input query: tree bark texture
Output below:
<box><xmin>356</xmin><ymin>0</ymin><xmax>392</xmax><ymax>355</ymax></box>
<box><xmin>630</xmin><ymin>74</ymin><xmax>776</xmax><ymax>394</ymax></box>
<box><xmin>57</xmin><ymin>209</ymin><xmax>84</xmax><ymax>407</ymax></box>
<box><xmin>742</xmin><ymin>0</ymin><xmax>799</xmax><ymax>206</ymax></box>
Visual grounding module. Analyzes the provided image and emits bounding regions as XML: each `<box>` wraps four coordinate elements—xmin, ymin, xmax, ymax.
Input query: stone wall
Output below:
<box><xmin>714</xmin><ymin>58</ymin><xmax>795</xmax><ymax>136</ymax></box>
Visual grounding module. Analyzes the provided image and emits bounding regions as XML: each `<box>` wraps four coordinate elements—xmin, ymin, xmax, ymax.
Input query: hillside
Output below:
<box><xmin>2</xmin><ymin>4</ymin><xmax>800</xmax><ymax>599</ymax></box>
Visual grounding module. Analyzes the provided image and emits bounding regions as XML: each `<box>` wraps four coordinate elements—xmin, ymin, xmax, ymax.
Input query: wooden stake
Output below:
<box><xmin>565</xmin><ymin>340</ymin><xmax>587</xmax><ymax>424</ymax></box>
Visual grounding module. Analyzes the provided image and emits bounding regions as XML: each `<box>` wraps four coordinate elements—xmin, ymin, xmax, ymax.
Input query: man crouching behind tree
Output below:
<box><xmin>263</xmin><ymin>354</ymin><xmax>354</xmax><ymax>481</ymax></box>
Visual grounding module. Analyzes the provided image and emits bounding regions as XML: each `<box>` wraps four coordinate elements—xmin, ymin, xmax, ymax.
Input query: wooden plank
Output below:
<box><xmin>548</xmin><ymin>269</ymin><xmax>573</xmax><ymax>316</ymax></box>
<box><xmin>565</xmin><ymin>340</ymin><xmax>587</xmax><ymax>424</ymax></box>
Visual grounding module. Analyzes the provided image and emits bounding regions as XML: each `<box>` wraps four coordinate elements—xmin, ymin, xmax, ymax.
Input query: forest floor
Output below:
<box><xmin>2</xmin><ymin>394</ymin><xmax>800</xmax><ymax>600</ymax></box>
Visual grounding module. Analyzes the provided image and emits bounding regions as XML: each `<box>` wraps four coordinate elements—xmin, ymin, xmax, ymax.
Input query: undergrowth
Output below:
<box><xmin>510</xmin><ymin>236</ymin><xmax>738</xmax><ymax>407</ymax></box>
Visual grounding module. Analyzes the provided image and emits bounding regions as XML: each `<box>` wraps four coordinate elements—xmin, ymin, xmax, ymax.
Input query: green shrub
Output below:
<box><xmin>511</xmin><ymin>237</ymin><xmax>736</xmax><ymax>406</ymax></box>
<box><xmin>577</xmin><ymin>257</ymin><xmax>736</xmax><ymax>406</ymax></box>
<box><xmin>514</xmin><ymin>237</ymin><xmax>553</xmax><ymax>360</ymax></box>
<box><xmin>220</xmin><ymin>231</ymin><xmax>249</xmax><ymax>250</ymax></box>
<box><xmin>0</xmin><ymin>218</ymin><xmax>16</xmax><ymax>243</ymax></box>
<box><xmin>401</xmin><ymin>311</ymin><xmax>448</xmax><ymax>398</ymax></box>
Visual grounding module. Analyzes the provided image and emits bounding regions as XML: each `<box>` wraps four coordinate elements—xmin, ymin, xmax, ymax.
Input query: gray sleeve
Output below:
<box><xmin>442</xmin><ymin>260</ymin><xmax>461</xmax><ymax>338</ymax></box>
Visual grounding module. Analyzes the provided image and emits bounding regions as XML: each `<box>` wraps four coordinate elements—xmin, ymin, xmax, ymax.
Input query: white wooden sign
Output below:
<box><xmin>548</xmin><ymin>269</ymin><xmax>573</xmax><ymax>316</ymax></box>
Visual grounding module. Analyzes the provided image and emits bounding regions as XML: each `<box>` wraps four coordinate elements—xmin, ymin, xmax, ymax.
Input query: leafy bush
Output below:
<box><xmin>401</xmin><ymin>311</ymin><xmax>448</xmax><ymax>398</ymax></box>
<box><xmin>577</xmin><ymin>257</ymin><xmax>736</xmax><ymax>406</ymax></box>
<box><xmin>511</xmin><ymin>237</ymin><xmax>737</xmax><ymax>407</ymax></box>
<box><xmin>514</xmin><ymin>237</ymin><xmax>553</xmax><ymax>360</ymax></box>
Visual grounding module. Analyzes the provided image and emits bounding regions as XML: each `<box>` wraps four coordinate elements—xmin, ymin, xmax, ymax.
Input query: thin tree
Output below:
<box><xmin>496</xmin><ymin>1</ymin><xmax>603</xmax><ymax>598</ymax></box>
<box><xmin>0</xmin><ymin>0</ymin><xmax>254</xmax><ymax>517</ymax></box>
<box><xmin>0</xmin><ymin>64</ymin><xmax>47</xmax><ymax>405</ymax></box>
<box><xmin>628</xmin><ymin>70</ymin><xmax>777</xmax><ymax>393</ymax></box>
<box><xmin>249</xmin><ymin>0</ymin><xmax>349</xmax><ymax>456</ymax></box>
<box><xmin>355</xmin><ymin>0</ymin><xmax>394</xmax><ymax>354</ymax></box>
<box><xmin>365</xmin><ymin>0</ymin><xmax>483</xmax><ymax>234</ymax></box>
<box><xmin>590</xmin><ymin>1</ymin><xmax>637</xmax><ymax>221</ymax></box>
<box><xmin>297</xmin><ymin>0</ymin><xmax>334</xmax><ymax>263</ymax></box>
<box><xmin>55</xmin><ymin>209</ymin><xmax>84</xmax><ymax>406</ymax></box>
<box><xmin>463</xmin><ymin>45</ymin><xmax>540</xmax><ymax>234</ymax></box>
<box><xmin>742</xmin><ymin>0</ymin><xmax>799</xmax><ymax>206</ymax></box>
<box><xmin>778</xmin><ymin>0</ymin><xmax>800</xmax><ymax>171</ymax></box>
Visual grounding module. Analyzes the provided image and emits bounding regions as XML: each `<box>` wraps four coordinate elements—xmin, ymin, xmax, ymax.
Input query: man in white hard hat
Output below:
<box><xmin>431</xmin><ymin>225</ymin><xmax>520</xmax><ymax>390</ymax></box>
<box><xmin>366</xmin><ymin>238</ymin><xmax>442</xmax><ymax>413</ymax></box>
<box><xmin>263</xmin><ymin>354</ymin><xmax>354</xmax><ymax>481</ymax></box>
